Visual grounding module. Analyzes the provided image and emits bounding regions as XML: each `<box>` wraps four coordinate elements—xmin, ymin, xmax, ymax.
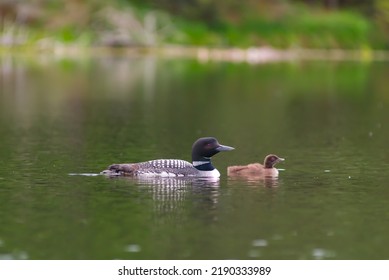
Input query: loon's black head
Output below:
<box><xmin>191</xmin><ymin>137</ymin><xmax>234</xmax><ymax>162</ymax></box>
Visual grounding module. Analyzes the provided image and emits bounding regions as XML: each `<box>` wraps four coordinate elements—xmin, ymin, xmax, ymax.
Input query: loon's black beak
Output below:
<box><xmin>216</xmin><ymin>144</ymin><xmax>235</xmax><ymax>152</ymax></box>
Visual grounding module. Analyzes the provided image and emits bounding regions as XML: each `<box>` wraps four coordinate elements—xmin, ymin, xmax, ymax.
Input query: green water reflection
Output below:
<box><xmin>0</xmin><ymin>54</ymin><xmax>389</xmax><ymax>259</ymax></box>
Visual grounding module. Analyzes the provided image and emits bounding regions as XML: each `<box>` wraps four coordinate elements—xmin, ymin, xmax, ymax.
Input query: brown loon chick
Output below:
<box><xmin>227</xmin><ymin>154</ymin><xmax>284</xmax><ymax>178</ymax></box>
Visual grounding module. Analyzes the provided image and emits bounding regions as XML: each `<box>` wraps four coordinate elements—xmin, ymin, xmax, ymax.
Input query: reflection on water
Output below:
<box><xmin>1</xmin><ymin>53</ymin><xmax>389</xmax><ymax>259</ymax></box>
<box><xmin>120</xmin><ymin>176</ymin><xmax>220</xmax><ymax>215</ymax></box>
<box><xmin>228</xmin><ymin>176</ymin><xmax>280</xmax><ymax>188</ymax></box>
<box><xmin>0</xmin><ymin>251</ymin><xmax>29</xmax><ymax>260</ymax></box>
<box><xmin>312</xmin><ymin>248</ymin><xmax>336</xmax><ymax>260</ymax></box>
<box><xmin>124</xmin><ymin>244</ymin><xmax>142</xmax><ymax>253</ymax></box>
<box><xmin>68</xmin><ymin>173</ymin><xmax>100</xmax><ymax>177</ymax></box>
<box><xmin>248</xmin><ymin>239</ymin><xmax>269</xmax><ymax>258</ymax></box>
<box><xmin>134</xmin><ymin>176</ymin><xmax>220</xmax><ymax>187</ymax></box>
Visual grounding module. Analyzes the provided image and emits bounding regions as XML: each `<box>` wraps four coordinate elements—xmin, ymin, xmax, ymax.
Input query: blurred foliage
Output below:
<box><xmin>0</xmin><ymin>0</ymin><xmax>389</xmax><ymax>49</ymax></box>
<box><xmin>152</xmin><ymin>0</ymin><xmax>372</xmax><ymax>48</ymax></box>
<box><xmin>375</xmin><ymin>0</ymin><xmax>389</xmax><ymax>47</ymax></box>
<box><xmin>126</xmin><ymin>0</ymin><xmax>389</xmax><ymax>48</ymax></box>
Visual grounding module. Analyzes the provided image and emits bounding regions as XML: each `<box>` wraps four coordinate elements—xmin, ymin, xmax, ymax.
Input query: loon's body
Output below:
<box><xmin>227</xmin><ymin>154</ymin><xmax>284</xmax><ymax>178</ymax></box>
<box><xmin>104</xmin><ymin>159</ymin><xmax>220</xmax><ymax>177</ymax></box>
<box><xmin>101</xmin><ymin>137</ymin><xmax>234</xmax><ymax>178</ymax></box>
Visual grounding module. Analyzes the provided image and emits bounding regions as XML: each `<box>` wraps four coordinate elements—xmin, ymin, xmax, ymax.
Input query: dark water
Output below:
<box><xmin>1</xmin><ymin>53</ymin><xmax>389</xmax><ymax>260</ymax></box>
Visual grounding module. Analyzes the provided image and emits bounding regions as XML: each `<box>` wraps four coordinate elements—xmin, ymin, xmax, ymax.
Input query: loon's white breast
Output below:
<box><xmin>196</xmin><ymin>168</ymin><xmax>220</xmax><ymax>178</ymax></box>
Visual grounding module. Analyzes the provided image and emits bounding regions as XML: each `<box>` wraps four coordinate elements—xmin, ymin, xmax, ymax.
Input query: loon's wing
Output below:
<box><xmin>136</xmin><ymin>159</ymin><xmax>197</xmax><ymax>176</ymax></box>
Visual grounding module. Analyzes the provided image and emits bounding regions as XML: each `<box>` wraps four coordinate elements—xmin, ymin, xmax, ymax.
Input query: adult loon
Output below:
<box><xmin>227</xmin><ymin>154</ymin><xmax>284</xmax><ymax>178</ymax></box>
<box><xmin>101</xmin><ymin>137</ymin><xmax>234</xmax><ymax>178</ymax></box>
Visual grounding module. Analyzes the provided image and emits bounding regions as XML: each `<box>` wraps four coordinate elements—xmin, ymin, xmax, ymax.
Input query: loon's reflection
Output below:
<box><xmin>134</xmin><ymin>176</ymin><xmax>220</xmax><ymax>187</ymax></box>
<box><xmin>129</xmin><ymin>177</ymin><xmax>221</xmax><ymax>217</ymax></box>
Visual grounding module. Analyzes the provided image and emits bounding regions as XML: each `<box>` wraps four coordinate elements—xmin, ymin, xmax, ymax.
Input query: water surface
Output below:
<box><xmin>0</xmin><ymin>53</ymin><xmax>389</xmax><ymax>259</ymax></box>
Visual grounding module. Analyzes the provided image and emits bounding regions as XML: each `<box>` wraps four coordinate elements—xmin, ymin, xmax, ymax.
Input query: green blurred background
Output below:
<box><xmin>1</xmin><ymin>0</ymin><xmax>389</xmax><ymax>50</ymax></box>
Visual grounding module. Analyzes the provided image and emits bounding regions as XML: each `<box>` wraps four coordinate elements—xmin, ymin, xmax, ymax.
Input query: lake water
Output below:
<box><xmin>0</xmin><ymin>52</ymin><xmax>389</xmax><ymax>260</ymax></box>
